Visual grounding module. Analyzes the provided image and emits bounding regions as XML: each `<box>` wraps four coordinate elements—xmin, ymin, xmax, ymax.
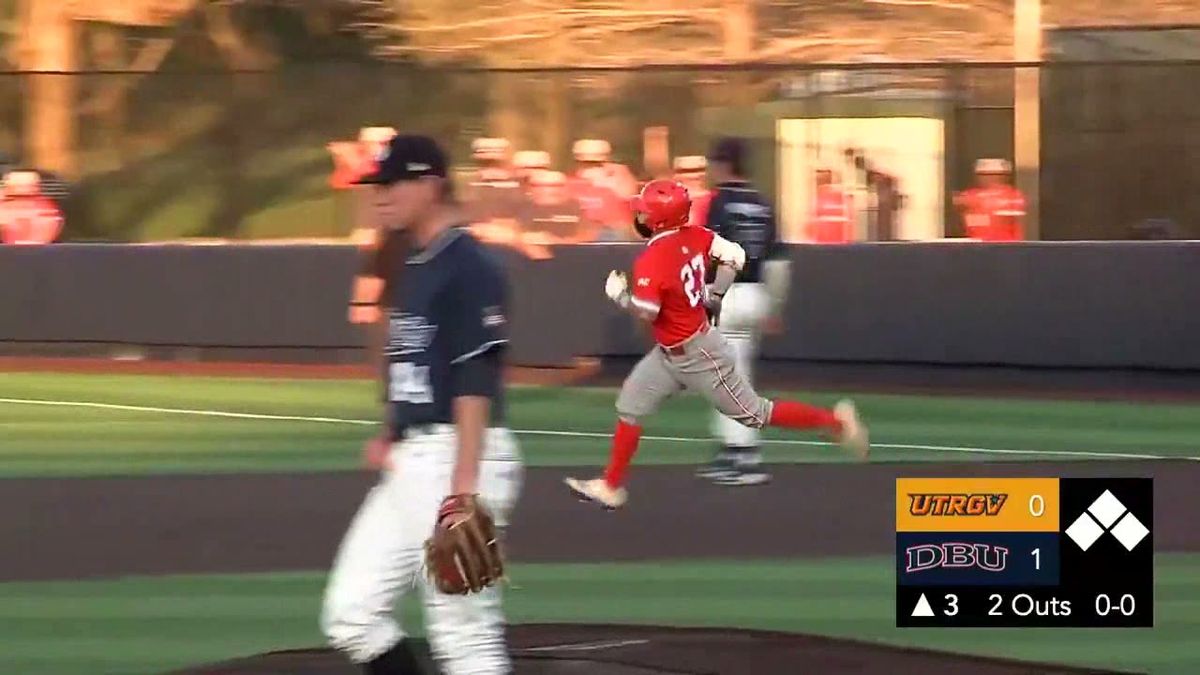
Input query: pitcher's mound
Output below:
<box><xmin>170</xmin><ymin>623</ymin><xmax>1132</xmax><ymax>674</ymax></box>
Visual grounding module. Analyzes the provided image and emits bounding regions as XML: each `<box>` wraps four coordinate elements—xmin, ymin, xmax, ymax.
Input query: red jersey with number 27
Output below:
<box><xmin>630</xmin><ymin>226</ymin><xmax>716</xmax><ymax>346</ymax></box>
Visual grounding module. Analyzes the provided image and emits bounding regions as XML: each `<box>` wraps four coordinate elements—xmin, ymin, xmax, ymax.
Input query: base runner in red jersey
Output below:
<box><xmin>565</xmin><ymin>180</ymin><xmax>871</xmax><ymax>510</ymax></box>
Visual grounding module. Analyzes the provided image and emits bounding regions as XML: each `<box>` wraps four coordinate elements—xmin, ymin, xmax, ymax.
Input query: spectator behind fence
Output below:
<box><xmin>808</xmin><ymin>168</ymin><xmax>853</xmax><ymax>244</ymax></box>
<box><xmin>954</xmin><ymin>158</ymin><xmax>1026</xmax><ymax>241</ymax></box>
<box><xmin>329</xmin><ymin>126</ymin><xmax>398</xmax><ymax>250</ymax></box>
<box><xmin>328</xmin><ymin>126</ymin><xmax>397</xmax><ymax>191</ymax></box>
<box><xmin>568</xmin><ymin>139</ymin><xmax>636</xmax><ymax>240</ymax></box>
<box><xmin>673</xmin><ymin>155</ymin><xmax>711</xmax><ymax>227</ymax></box>
<box><xmin>464</xmin><ymin>137</ymin><xmax>523</xmax><ymax>225</ymax></box>
<box><xmin>1</xmin><ymin>170</ymin><xmax>64</xmax><ymax>245</ymax></box>
<box><xmin>512</xmin><ymin>150</ymin><xmax>551</xmax><ymax>190</ymax></box>
<box><xmin>328</xmin><ymin>126</ymin><xmax>399</xmax><ymax>323</ymax></box>
<box><xmin>465</xmin><ymin>147</ymin><xmax>552</xmax><ymax>260</ymax></box>
<box><xmin>523</xmin><ymin>169</ymin><xmax>598</xmax><ymax>245</ymax></box>
<box><xmin>866</xmin><ymin>166</ymin><xmax>904</xmax><ymax>241</ymax></box>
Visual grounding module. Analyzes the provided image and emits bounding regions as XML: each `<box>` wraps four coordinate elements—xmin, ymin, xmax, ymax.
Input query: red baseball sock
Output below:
<box><xmin>769</xmin><ymin>400</ymin><xmax>841</xmax><ymax>432</ymax></box>
<box><xmin>603</xmin><ymin>420</ymin><xmax>642</xmax><ymax>489</ymax></box>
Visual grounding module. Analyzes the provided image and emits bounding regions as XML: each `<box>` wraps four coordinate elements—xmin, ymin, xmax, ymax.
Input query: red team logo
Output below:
<box><xmin>909</xmin><ymin>493</ymin><xmax>1008</xmax><ymax>516</ymax></box>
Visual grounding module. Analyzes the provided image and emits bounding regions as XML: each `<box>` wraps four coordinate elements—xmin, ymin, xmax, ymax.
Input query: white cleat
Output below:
<box><xmin>564</xmin><ymin>477</ymin><xmax>628</xmax><ymax>510</ymax></box>
<box><xmin>833</xmin><ymin>399</ymin><xmax>870</xmax><ymax>462</ymax></box>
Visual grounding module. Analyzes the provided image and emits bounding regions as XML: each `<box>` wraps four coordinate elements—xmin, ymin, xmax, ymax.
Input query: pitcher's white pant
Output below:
<box><xmin>320</xmin><ymin>426</ymin><xmax>523</xmax><ymax>674</ymax></box>
<box><xmin>712</xmin><ymin>282</ymin><xmax>770</xmax><ymax>447</ymax></box>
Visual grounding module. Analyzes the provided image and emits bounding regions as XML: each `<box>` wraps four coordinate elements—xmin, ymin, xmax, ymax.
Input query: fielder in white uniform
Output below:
<box><xmin>698</xmin><ymin>137</ymin><xmax>791</xmax><ymax>486</ymax></box>
<box><xmin>320</xmin><ymin>135</ymin><xmax>523</xmax><ymax>675</ymax></box>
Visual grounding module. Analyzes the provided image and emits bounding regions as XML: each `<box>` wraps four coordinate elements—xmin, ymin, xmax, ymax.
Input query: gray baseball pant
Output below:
<box><xmin>615</xmin><ymin>327</ymin><xmax>773</xmax><ymax>427</ymax></box>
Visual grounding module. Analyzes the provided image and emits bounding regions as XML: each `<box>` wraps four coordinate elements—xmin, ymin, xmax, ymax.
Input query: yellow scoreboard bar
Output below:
<box><xmin>896</xmin><ymin>478</ymin><xmax>1059</xmax><ymax>532</ymax></box>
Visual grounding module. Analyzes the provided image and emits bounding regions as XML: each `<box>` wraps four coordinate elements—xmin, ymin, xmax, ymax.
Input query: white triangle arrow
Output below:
<box><xmin>912</xmin><ymin>593</ymin><xmax>935</xmax><ymax>617</ymax></box>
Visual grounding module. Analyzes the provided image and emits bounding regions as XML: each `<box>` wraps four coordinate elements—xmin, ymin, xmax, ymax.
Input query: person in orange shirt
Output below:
<box><xmin>328</xmin><ymin>126</ymin><xmax>397</xmax><ymax>191</ymax></box>
<box><xmin>572</xmin><ymin>139</ymin><xmax>638</xmax><ymax>198</ymax></box>
<box><xmin>570</xmin><ymin>139</ymin><xmax>637</xmax><ymax>238</ymax></box>
<box><xmin>464</xmin><ymin>137</ymin><xmax>521</xmax><ymax>226</ymax></box>
<box><xmin>673</xmin><ymin>155</ymin><xmax>711</xmax><ymax>227</ymax></box>
<box><xmin>469</xmin><ymin>148</ymin><xmax>551</xmax><ymax>258</ymax></box>
<box><xmin>954</xmin><ymin>158</ymin><xmax>1026</xmax><ymax>241</ymax></box>
<box><xmin>330</xmin><ymin>127</ymin><xmax>399</xmax><ymax>326</ymax></box>
<box><xmin>808</xmin><ymin>168</ymin><xmax>853</xmax><ymax>244</ymax></box>
<box><xmin>0</xmin><ymin>171</ymin><xmax>63</xmax><ymax>245</ymax></box>
<box><xmin>524</xmin><ymin>169</ymin><xmax>598</xmax><ymax>244</ymax></box>
<box><xmin>512</xmin><ymin>150</ymin><xmax>551</xmax><ymax>191</ymax></box>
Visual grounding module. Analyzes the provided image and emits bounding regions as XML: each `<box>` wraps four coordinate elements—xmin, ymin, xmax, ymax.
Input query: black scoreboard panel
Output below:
<box><xmin>896</xmin><ymin>478</ymin><xmax>1152</xmax><ymax>628</ymax></box>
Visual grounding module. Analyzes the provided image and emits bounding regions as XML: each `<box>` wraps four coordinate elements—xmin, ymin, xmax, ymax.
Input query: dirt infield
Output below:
<box><xmin>1</xmin><ymin>461</ymin><xmax>1194</xmax><ymax>582</ymax></box>
<box><xmin>170</xmin><ymin>624</ymin><xmax>1138</xmax><ymax>675</ymax></box>
<box><xmin>1</xmin><ymin>461</ymin><xmax>1185</xmax><ymax>673</ymax></box>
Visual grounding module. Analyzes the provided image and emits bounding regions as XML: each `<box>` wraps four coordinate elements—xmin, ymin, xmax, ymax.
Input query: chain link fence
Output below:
<box><xmin>2</xmin><ymin>60</ymin><xmax>1198</xmax><ymax>241</ymax></box>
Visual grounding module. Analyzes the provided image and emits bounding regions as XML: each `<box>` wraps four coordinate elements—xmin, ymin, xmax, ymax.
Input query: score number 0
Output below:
<box><xmin>1029</xmin><ymin>493</ymin><xmax>1045</xmax><ymax>570</ymax></box>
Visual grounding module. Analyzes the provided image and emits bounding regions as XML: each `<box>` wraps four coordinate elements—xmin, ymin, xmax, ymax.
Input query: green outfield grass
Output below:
<box><xmin>0</xmin><ymin>373</ymin><xmax>1197</xmax><ymax>476</ymax></box>
<box><xmin>1</xmin><ymin>371</ymin><xmax>1197</xmax><ymax>675</ymax></box>
<box><xmin>0</xmin><ymin>556</ymin><xmax>1197</xmax><ymax>675</ymax></box>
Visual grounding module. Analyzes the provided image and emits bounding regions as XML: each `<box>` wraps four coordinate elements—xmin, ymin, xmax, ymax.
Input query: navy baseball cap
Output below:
<box><xmin>355</xmin><ymin>134</ymin><xmax>449</xmax><ymax>185</ymax></box>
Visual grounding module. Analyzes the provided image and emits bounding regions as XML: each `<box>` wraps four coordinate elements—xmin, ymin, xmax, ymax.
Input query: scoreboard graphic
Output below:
<box><xmin>895</xmin><ymin>477</ymin><xmax>1153</xmax><ymax>627</ymax></box>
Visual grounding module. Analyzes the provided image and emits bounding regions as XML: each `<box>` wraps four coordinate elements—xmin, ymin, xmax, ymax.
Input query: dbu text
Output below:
<box><xmin>905</xmin><ymin>543</ymin><xmax>1008</xmax><ymax>573</ymax></box>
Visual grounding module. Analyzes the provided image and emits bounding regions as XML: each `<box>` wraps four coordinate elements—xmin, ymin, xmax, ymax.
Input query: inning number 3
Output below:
<box><xmin>680</xmin><ymin>254</ymin><xmax>706</xmax><ymax>307</ymax></box>
<box><xmin>389</xmin><ymin>362</ymin><xmax>432</xmax><ymax>404</ymax></box>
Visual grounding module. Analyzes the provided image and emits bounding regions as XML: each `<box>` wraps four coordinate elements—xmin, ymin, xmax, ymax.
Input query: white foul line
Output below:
<box><xmin>0</xmin><ymin>398</ymin><xmax>376</xmax><ymax>426</ymax></box>
<box><xmin>519</xmin><ymin>639</ymin><xmax>650</xmax><ymax>653</ymax></box>
<box><xmin>0</xmin><ymin>397</ymin><xmax>1195</xmax><ymax>462</ymax></box>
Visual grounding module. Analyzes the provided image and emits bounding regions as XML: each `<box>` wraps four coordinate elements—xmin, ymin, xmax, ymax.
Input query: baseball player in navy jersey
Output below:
<box><xmin>320</xmin><ymin>135</ymin><xmax>523</xmax><ymax>675</ymax></box>
<box><xmin>697</xmin><ymin>137</ymin><xmax>792</xmax><ymax>486</ymax></box>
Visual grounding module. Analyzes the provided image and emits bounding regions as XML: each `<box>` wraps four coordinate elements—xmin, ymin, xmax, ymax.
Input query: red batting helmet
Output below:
<box><xmin>632</xmin><ymin>179</ymin><xmax>690</xmax><ymax>236</ymax></box>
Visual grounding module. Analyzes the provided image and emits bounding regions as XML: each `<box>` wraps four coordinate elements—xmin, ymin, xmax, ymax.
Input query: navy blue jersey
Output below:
<box><xmin>705</xmin><ymin>180</ymin><xmax>779</xmax><ymax>283</ymax></box>
<box><xmin>383</xmin><ymin>227</ymin><xmax>508</xmax><ymax>436</ymax></box>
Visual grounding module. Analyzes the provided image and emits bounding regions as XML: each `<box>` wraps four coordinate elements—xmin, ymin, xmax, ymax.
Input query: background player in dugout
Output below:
<box><xmin>697</xmin><ymin>137</ymin><xmax>793</xmax><ymax>485</ymax></box>
<box><xmin>322</xmin><ymin>134</ymin><xmax>523</xmax><ymax>675</ymax></box>
<box><xmin>564</xmin><ymin>179</ymin><xmax>869</xmax><ymax>510</ymax></box>
<box><xmin>954</xmin><ymin>158</ymin><xmax>1026</xmax><ymax>241</ymax></box>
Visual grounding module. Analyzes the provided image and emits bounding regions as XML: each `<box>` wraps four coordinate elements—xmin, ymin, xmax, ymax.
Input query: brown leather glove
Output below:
<box><xmin>424</xmin><ymin>494</ymin><xmax>505</xmax><ymax>595</ymax></box>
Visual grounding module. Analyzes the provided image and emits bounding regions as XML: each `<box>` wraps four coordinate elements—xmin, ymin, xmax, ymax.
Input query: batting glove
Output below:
<box><xmin>703</xmin><ymin>286</ymin><xmax>724</xmax><ymax>327</ymax></box>
<box><xmin>605</xmin><ymin>270</ymin><xmax>630</xmax><ymax>308</ymax></box>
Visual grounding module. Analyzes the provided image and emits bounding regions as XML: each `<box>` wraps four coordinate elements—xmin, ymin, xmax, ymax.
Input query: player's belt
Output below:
<box><xmin>660</xmin><ymin>322</ymin><xmax>709</xmax><ymax>357</ymax></box>
<box><xmin>401</xmin><ymin>423</ymin><xmax>455</xmax><ymax>440</ymax></box>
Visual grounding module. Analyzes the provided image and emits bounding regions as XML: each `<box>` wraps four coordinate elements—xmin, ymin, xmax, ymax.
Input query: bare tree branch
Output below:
<box><xmin>863</xmin><ymin>0</ymin><xmax>973</xmax><ymax>10</ymax></box>
<box><xmin>756</xmin><ymin>36</ymin><xmax>883</xmax><ymax>61</ymax></box>
<box><xmin>79</xmin><ymin>38</ymin><xmax>176</xmax><ymax>115</ymax></box>
<box><xmin>204</xmin><ymin>0</ymin><xmax>278</xmax><ymax>70</ymax></box>
<box><xmin>399</xmin><ymin>7</ymin><xmax>721</xmax><ymax>35</ymax></box>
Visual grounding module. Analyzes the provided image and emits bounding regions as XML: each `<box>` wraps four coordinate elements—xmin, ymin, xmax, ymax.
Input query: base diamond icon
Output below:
<box><xmin>1065</xmin><ymin>513</ymin><xmax>1105</xmax><ymax>551</ymax></box>
<box><xmin>1110</xmin><ymin>512</ymin><xmax>1150</xmax><ymax>551</ymax></box>
<box><xmin>1087</xmin><ymin>490</ymin><xmax>1128</xmax><ymax>528</ymax></box>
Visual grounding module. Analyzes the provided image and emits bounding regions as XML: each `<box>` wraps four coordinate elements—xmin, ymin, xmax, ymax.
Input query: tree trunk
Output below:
<box><xmin>22</xmin><ymin>0</ymin><xmax>77</xmax><ymax>177</ymax></box>
<box><xmin>542</xmin><ymin>26</ymin><xmax>571</xmax><ymax>162</ymax></box>
<box><xmin>722</xmin><ymin>0</ymin><xmax>756</xmax><ymax>107</ymax></box>
<box><xmin>488</xmin><ymin>72</ymin><xmax>524</xmax><ymax>149</ymax></box>
<box><xmin>722</xmin><ymin>0</ymin><xmax>754</xmax><ymax>61</ymax></box>
<box><xmin>89</xmin><ymin>25</ymin><xmax>129</xmax><ymax>169</ymax></box>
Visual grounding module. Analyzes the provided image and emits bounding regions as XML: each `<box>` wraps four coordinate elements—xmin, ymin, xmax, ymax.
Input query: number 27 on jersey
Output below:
<box><xmin>679</xmin><ymin>254</ymin><xmax>705</xmax><ymax>307</ymax></box>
